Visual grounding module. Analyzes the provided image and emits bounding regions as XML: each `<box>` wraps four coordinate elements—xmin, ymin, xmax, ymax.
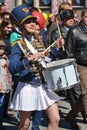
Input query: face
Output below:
<box><xmin>0</xmin><ymin>46</ymin><xmax>5</xmax><ymax>55</ymax></box>
<box><xmin>64</xmin><ymin>5</ymin><xmax>72</xmax><ymax>10</ymax></box>
<box><xmin>74</xmin><ymin>13</ymin><xmax>79</xmax><ymax>25</ymax></box>
<box><xmin>4</xmin><ymin>23</ymin><xmax>13</xmax><ymax>35</ymax></box>
<box><xmin>82</xmin><ymin>12</ymin><xmax>87</xmax><ymax>25</ymax></box>
<box><xmin>35</xmin><ymin>24</ymin><xmax>40</xmax><ymax>35</ymax></box>
<box><xmin>64</xmin><ymin>18</ymin><xmax>74</xmax><ymax>27</ymax></box>
<box><xmin>24</xmin><ymin>19</ymin><xmax>36</xmax><ymax>33</ymax></box>
<box><xmin>44</xmin><ymin>20</ymin><xmax>49</xmax><ymax>28</ymax></box>
<box><xmin>3</xmin><ymin>15</ymin><xmax>10</xmax><ymax>20</ymax></box>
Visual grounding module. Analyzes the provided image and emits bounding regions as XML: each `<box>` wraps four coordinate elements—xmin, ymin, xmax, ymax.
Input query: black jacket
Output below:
<box><xmin>50</xmin><ymin>24</ymin><xmax>70</xmax><ymax>59</ymax></box>
<box><xmin>51</xmin><ymin>24</ymin><xmax>69</xmax><ymax>43</ymax></box>
<box><xmin>65</xmin><ymin>20</ymin><xmax>87</xmax><ymax>66</ymax></box>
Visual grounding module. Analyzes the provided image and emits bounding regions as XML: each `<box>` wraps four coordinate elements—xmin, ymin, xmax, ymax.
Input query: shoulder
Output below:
<box><xmin>11</xmin><ymin>41</ymin><xmax>22</xmax><ymax>54</ymax></box>
<box><xmin>10</xmin><ymin>32</ymin><xmax>21</xmax><ymax>46</ymax></box>
<box><xmin>67</xmin><ymin>24</ymin><xmax>80</xmax><ymax>37</ymax></box>
<box><xmin>0</xmin><ymin>58</ymin><xmax>7</xmax><ymax>68</ymax></box>
<box><xmin>51</xmin><ymin>27</ymin><xmax>58</xmax><ymax>34</ymax></box>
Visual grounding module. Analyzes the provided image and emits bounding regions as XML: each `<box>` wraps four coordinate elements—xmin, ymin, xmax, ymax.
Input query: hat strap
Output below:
<box><xmin>11</xmin><ymin>13</ymin><xmax>22</xmax><ymax>26</ymax></box>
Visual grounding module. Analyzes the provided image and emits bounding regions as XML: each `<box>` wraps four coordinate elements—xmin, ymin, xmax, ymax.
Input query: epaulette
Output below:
<box><xmin>12</xmin><ymin>39</ymin><xmax>29</xmax><ymax>58</ymax></box>
<box><xmin>11</xmin><ymin>40</ymin><xmax>25</xmax><ymax>47</ymax></box>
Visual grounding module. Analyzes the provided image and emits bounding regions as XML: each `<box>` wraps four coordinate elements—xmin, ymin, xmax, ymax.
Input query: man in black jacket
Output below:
<box><xmin>65</xmin><ymin>8</ymin><xmax>87</xmax><ymax>126</ymax></box>
<box><xmin>50</xmin><ymin>9</ymin><xmax>86</xmax><ymax>129</ymax></box>
<box><xmin>50</xmin><ymin>9</ymin><xmax>74</xmax><ymax>59</ymax></box>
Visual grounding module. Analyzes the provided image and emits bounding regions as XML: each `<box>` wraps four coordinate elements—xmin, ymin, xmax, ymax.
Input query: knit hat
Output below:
<box><xmin>60</xmin><ymin>9</ymin><xmax>74</xmax><ymax>21</ymax></box>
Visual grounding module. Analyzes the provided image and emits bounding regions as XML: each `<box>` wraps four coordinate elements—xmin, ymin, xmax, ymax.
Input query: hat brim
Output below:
<box><xmin>63</xmin><ymin>16</ymin><xmax>74</xmax><ymax>20</ymax></box>
<box><xmin>21</xmin><ymin>16</ymin><xmax>37</xmax><ymax>24</ymax></box>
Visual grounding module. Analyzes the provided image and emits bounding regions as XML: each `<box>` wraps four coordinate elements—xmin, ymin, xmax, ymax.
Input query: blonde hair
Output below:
<box><xmin>81</xmin><ymin>8</ymin><xmax>87</xmax><ymax>17</ymax></box>
<box><xmin>58</xmin><ymin>2</ymin><xmax>72</xmax><ymax>14</ymax></box>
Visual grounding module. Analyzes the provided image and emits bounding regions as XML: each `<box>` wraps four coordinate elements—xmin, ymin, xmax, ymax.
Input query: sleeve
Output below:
<box><xmin>8</xmin><ymin>43</ymin><xmax>31</xmax><ymax>75</ymax></box>
<box><xmin>51</xmin><ymin>28</ymin><xmax>59</xmax><ymax>43</ymax></box>
<box><xmin>49</xmin><ymin>29</ymin><xmax>60</xmax><ymax>60</ymax></box>
<box><xmin>65</xmin><ymin>30</ymin><xmax>76</xmax><ymax>58</ymax></box>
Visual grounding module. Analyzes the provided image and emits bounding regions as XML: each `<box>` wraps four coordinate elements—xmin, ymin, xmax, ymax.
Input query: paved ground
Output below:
<box><xmin>3</xmin><ymin>96</ymin><xmax>87</xmax><ymax>130</ymax></box>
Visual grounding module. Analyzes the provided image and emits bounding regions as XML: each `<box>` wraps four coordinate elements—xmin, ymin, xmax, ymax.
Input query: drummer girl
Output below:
<box><xmin>9</xmin><ymin>4</ymin><xmax>63</xmax><ymax>130</ymax></box>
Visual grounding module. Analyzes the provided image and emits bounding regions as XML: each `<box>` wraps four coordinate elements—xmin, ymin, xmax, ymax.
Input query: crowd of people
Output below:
<box><xmin>0</xmin><ymin>1</ymin><xmax>87</xmax><ymax>130</ymax></box>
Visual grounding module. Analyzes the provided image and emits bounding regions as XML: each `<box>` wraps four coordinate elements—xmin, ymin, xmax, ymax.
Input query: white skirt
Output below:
<box><xmin>11</xmin><ymin>82</ymin><xmax>60</xmax><ymax>111</ymax></box>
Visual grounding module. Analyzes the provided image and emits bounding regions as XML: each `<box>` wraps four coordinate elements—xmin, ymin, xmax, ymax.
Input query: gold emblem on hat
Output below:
<box><xmin>22</xmin><ymin>7</ymin><xmax>29</xmax><ymax>13</ymax></box>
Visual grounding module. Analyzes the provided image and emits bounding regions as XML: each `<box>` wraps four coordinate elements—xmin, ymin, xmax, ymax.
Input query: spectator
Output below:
<box><xmin>0</xmin><ymin>40</ymin><xmax>12</xmax><ymax>130</ymax></box>
<box><xmin>1</xmin><ymin>12</ymin><xmax>10</xmax><ymax>21</ymax></box>
<box><xmin>0</xmin><ymin>19</ymin><xmax>13</xmax><ymax>119</ymax></box>
<box><xmin>50</xmin><ymin>9</ymin><xmax>86</xmax><ymax>129</ymax></box>
<box><xmin>65</xmin><ymin>8</ymin><xmax>87</xmax><ymax>127</ymax></box>
<box><xmin>73</xmin><ymin>9</ymin><xmax>79</xmax><ymax>25</ymax></box>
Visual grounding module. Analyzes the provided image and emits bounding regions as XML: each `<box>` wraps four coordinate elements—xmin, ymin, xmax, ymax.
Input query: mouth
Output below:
<box><xmin>30</xmin><ymin>25</ymin><xmax>35</xmax><ymax>30</ymax></box>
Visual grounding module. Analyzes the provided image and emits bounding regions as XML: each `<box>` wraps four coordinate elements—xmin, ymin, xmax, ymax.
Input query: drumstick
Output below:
<box><xmin>43</xmin><ymin>21</ymin><xmax>65</xmax><ymax>54</ymax></box>
<box><xmin>56</xmin><ymin>18</ymin><xmax>61</xmax><ymax>37</ymax></box>
<box><xmin>43</xmin><ymin>40</ymin><xmax>57</xmax><ymax>54</ymax></box>
<box><xmin>56</xmin><ymin>18</ymin><xmax>65</xmax><ymax>51</ymax></box>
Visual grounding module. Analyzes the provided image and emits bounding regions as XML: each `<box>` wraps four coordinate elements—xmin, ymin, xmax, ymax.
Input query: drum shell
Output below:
<box><xmin>42</xmin><ymin>59</ymin><xmax>80</xmax><ymax>91</ymax></box>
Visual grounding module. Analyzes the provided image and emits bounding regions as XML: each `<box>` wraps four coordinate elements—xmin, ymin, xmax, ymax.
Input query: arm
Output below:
<box><xmin>65</xmin><ymin>30</ymin><xmax>76</xmax><ymax>58</ymax></box>
<box><xmin>0</xmin><ymin>82</ymin><xmax>3</xmax><ymax>92</ymax></box>
<box><xmin>49</xmin><ymin>28</ymin><xmax>65</xmax><ymax>59</ymax></box>
<box><xmin>8</xmin><ymin>43</ymin><xmax>31</xmax><ymax>75</ymax></box>
<box><xmin>9</xmin><ymin>43</ymin><xmax>45</xmax><ymax>74</ymax></box>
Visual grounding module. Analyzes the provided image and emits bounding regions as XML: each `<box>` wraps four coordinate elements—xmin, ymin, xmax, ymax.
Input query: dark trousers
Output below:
<box><xmin>32</xmin><ymin>111</ymin><xmax>43</xmax><ymax>130</ymax></box>
<box><xmin>66</xmin><ymin>94</ymin><xmax>83</xmax><ymax>120</ymax></box>
<box><xmin>11</xmin><ymin>75</ymin><xmax>19</xmax><ymax>100</ymax></box>
<box><xmin>0</xmin><ymin>93</ymin><xmax>5</xmax><ymax>121</ymax></box>
<box><xmin>3</xmin><ymin>92</ymin><xmax>10</xmax><ymax>117</ymax></box>
<box><xmin>66</xmin><ymin>84</ymin><xmax>81</xmax><ymax>107</ymax></box>
<box><xmin>66</xmin><ymin>84</ymin><xmax>86</xmax><ymax>119</ymax></box>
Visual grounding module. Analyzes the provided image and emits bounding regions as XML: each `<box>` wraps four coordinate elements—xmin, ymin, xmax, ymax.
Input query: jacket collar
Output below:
<box><xmin>80</xmin><ymin>20</ymin><xmax>87</xmax><ymax>33</ymax></box>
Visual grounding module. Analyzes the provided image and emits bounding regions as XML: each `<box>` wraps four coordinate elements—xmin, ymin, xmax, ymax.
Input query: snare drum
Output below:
<box><xmin>42</xmin><ymin>58</ymin><xmax>80</xmax><ymax>91</ymax></box>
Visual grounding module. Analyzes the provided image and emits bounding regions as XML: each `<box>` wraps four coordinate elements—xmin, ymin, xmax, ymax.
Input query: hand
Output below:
<box><xmin>28</xmin><ymin>52</ymin><xmax>45</xmax><ymax>61</ymax></box>
<box><xmin>0</xmin><ymin>82</ymin><xmax>3</xmax><ymax>91</ymax></box>
<box><xmin>5</xmin><ymin>90</ymin><xmax>9</xmax><ymax>93</ymax></box>
<box><xmin>56</xmin><ymin>37</ymin><xmax>64</xmax><ymax>49</ymax></box>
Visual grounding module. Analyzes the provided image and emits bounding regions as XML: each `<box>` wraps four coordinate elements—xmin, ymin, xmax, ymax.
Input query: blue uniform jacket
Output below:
<box><xmin>8</xmin><ymin>36</ymin><xmax>60</xmax><ymax>85</ymax></box>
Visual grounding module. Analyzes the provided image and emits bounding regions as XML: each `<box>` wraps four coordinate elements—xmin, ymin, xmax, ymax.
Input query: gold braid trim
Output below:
<box><xmin>34</xmin><ymin>34</ymin><xmax>48</xmax><ymax>55</ymax></box>
<box><xmin>34</xmin><ymin>34</ymin><xmax>45</xmax><ymax>48</ymax></box>
<box><xmin>11</xmin><ymin>40</ymin><xmax>20</xmax><ymax>47</ymax></box>
<box><xmin>11</xmin><ymin>39</ymin><xmax>27</xmax><ymax>48</ymax></box>
<box><xmin>11</xmin><ymin>39</ymin><xmax>30</xmax><ymax>58</ymax></box>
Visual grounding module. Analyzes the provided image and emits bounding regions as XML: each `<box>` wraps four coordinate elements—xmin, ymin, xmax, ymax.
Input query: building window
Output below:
<box><xmin>72</xmin><ymin>0</ymin><xmax>85</xmax><ymax>6</ymax></box>
<box><xmin>0</xmin><ymin>0</ymin><xmax>4</xmax><ymax>5</ymax></box>
<box><xmin>23</xmin><ymin>0</ymin><xmax>33</xmax><ymax>6</ymax></box>
<box><xmin>39</xmin><ymin>0</ymin><xmax>51</xmax><ymax>6</ymax></box>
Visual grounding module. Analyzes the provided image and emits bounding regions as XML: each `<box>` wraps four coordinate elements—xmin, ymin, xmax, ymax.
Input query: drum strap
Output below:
<box><xmin>17</xmin><ymin>38</ymin><xmax>47</xmax><ymax>82</ymax></box>
<box><xmin>17</xmin><ymin>41</ymin><xmax>29</xmax><ymax>58</ymax></box>
<box><xmin>24</xmin><ymin>38</ymin><xmax>47</xmax><ymax>68</ymax></box>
